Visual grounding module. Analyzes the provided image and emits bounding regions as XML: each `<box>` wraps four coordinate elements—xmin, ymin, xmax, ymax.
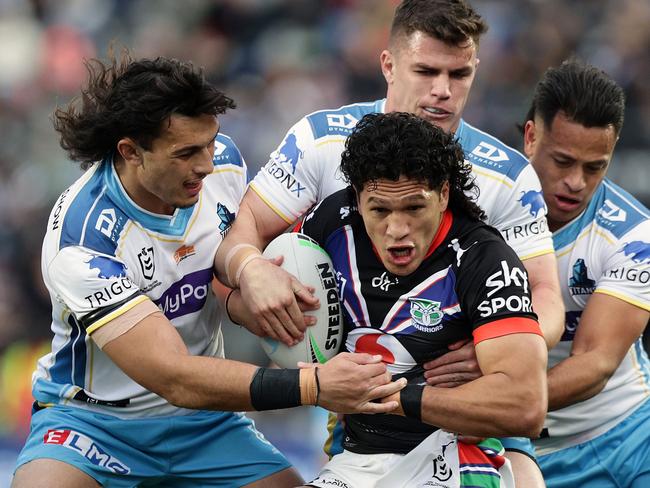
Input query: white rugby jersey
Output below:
<box><xmin>33</xmin><ymin>134</ymin><xmax>246</xmax><ymax>418</ymax></box>
<box><xmin>250</xmin><ymin>99</ymin><xmax>553</xmax><ymax>260</ymax></box>
<box><xmin>534</xmin><ymin>179</ymin><xmax>650</xmax><ymax>455</ymax></box>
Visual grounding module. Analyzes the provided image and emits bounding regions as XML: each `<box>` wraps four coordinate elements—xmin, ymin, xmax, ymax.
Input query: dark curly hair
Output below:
<box><xmin>391</xmin><ymin>0</ymin><xmax>488</xmax><ymax>48</ymax></box>
<box><xmin>53</xmin><ymin>49</ymin><xmax>236</xmax><ymax>169</ymax></box>
<box><xmin>340</xmin><ymin>112</ymin><xmax>485</xmax><ymax>221</ymax></box>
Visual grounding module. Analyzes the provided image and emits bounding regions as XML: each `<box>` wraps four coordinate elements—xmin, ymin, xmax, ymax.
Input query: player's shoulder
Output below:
<box><xmin>303</xmin><ymin>99</ymin><xmax>384</xmax><ymax>140</ymax></box>
<box><xmin>48</xmin><ymin>162</ymin><xmax>129</xmax><ymax>257</ymax></box>
<box><xmin>593</xmin><ymin>179</ymin><xmax>650</xmax><ymax>237</ymax></box>
<box><xmin>450</xmin><ymin>215</ymin><xmax>517</xmax><ymax>266</ymax></box>
<box><xmin>457</xmin><ymin>119</ymin><xmax>530</xmax><ymax>180</ymax></box>
<box><xmin>302</xmin><ymin>188</ymin><xmax>355</xmax><ymax>239</ymax></box>
<box><xmin>554</xmin><ymin>179</ymin><xmax>650</xmax><ymax>252</ymax></box>
<box><xmin>212</xmin><ymin>132</ymin><xmax>245</xmax><ymax>168</ymax></box>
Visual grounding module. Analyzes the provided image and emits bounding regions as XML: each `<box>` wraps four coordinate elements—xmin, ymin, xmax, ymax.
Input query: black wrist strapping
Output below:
<box><xmin>250</xmin><ymin>368</ymin><xmax>301</xmax><ymax>411</ymax></box>
<box><xmin>225</xmin><ymin>289</ymin><xmax>240</xmax><ymax>325</ymax></box>
<box><xmin>400</xmin><ymin>384</ymin><xmax>424</xmax><ymax>421</ymax></box>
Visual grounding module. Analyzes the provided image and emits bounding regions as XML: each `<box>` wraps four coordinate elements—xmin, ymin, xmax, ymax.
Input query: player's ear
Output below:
<box><xmin>523</xmin><ymin>120</ymin><xmax>537</xmax><ymax>159</ymax></box>
<box><xmin>380</xmin><ymin>49</ymin><xmax>395</xmax><ymax>84</ymax></box>
<box><xmin>440</xmin><ymin>181</ymin><xmax>450</xmax><ymax>210</ymax></box>
<box><xmin>117</xmin><ymin>138</ymin><xmax>143</xmax><ymax>166</ymax></box>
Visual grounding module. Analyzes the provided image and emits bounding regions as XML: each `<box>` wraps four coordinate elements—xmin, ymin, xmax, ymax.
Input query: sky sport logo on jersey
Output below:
<box><xmin>477</xmin><ymin>260</ymin><xmax>532</xmax><ymax>317</ymax></box>
<box><xmin>43</xmin><ymin>429</ymin><xmax>130</xmax><ymax>474</ymax></box>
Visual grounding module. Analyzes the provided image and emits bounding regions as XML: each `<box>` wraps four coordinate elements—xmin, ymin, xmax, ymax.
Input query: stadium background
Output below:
<box><xmin>0</xmin><ymin>0</ymin><xmax>649</xmax><ymax>483</ymax></box>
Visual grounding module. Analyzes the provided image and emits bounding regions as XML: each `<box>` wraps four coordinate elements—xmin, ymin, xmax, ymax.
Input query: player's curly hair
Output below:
<box><xmin>340</xmin><ymin>112</ymin><xmax>485</xmax><ymax>221</ymax></box>
<box><xmin>53</xmin><ymin>49</ymin><xmax>235</xmax><ymax>169</ymax></box>
<box><xmin>391</xmin><ymin>0</ymin><xmax>488</xmax><ymax>48</ymax></box>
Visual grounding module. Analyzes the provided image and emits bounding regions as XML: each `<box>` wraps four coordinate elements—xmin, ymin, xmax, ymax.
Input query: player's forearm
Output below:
<box><xmin>148</xmin><ymin>354</ymin><xmax>259</xmax><ymax>411</ymax></box>
<box><xmin>530</xmin><ymin>281</ymin><xmax>565</xmax><ymax>349</ymax></box>
<box><xmin>546</xmin><ymin>352</ymin><xmax>615</xmax><ymax>410</ymax></box>
<box><xmin>214</xmin><ymin>200</ymin><xmax>267</xmax><ymax>286</ymax></box>
<box><xmin>418</xmin><ymin>371</ymin><xmax>547</xmax><ymax>437</ymax></box>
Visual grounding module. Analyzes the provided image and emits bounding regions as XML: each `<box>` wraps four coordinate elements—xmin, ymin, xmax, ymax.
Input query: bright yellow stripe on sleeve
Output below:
<box><xmin>518</xmin><ymin>248</ymin><xmax>556</xmax><ymax>261</ymax></box>
<box><xmin>86</xmin><ymin>295</ymin><xmax>150</xmax><ymax>334</ymax></box>
<box><xmin>315</xmin><ymin>137</ymin><xmax>347</xmax><ymax>148</ymax></box>
<box><xmin>249</xmin><ymin>183</ymin><xmax>295</xmax><ymax>224</ymax></box>
<box><xmin>471</xmin><ymin>167</ymin><xmax>514</xmax><ymax>189</ymax></box>
<box><xmin>594</xmin><ymin>289</ymin><xmax>650</xmax><ymax>312</ymax></box>
<box><xmin>212</xmin><ymin>167</ymin><xmax>245</xmax><ymax>176</ymax></box>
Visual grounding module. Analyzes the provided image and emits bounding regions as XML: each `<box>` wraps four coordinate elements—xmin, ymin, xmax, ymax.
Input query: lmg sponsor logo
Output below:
<box><xmin>43</xmin><ymin>429</ymin><xmax>130</xmax><ymax>474</ymax></box>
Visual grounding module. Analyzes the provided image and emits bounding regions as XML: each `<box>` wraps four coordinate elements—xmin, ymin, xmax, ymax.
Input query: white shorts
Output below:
<box><xmin>307</xmin><ymin>431</ymin><xmax>514</xmax><ymax>488</ymax></box>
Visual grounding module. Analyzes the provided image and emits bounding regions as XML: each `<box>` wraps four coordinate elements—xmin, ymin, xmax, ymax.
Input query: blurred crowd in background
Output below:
<box><xmin>0</xmin><ymin>0</ymin><xmax>649</xmax><ymax>481</ymax></box>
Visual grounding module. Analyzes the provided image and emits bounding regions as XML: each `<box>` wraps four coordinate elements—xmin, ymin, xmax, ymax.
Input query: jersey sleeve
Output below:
<box><xmin>455</xmin><ymin>235</ymin><xmax>541</xmax><ymax>344</ymax></box>
<box><xmin>248</xmin><ymin>117</ymin><xmax>321</xmax><ymax>224</ymax></box>
<box><xmin>482</xmin><ymin>164</ymin><xmax>554</xmax><ymax>261</ymax></box>
<box><xmin>47</xmin><ymin>246</ymin><xmax>147</xmax><ymax>335</ymax></box>
<box><xmin>595</xmin><ymin>221</ymin><xmax>650</xmax><ymax>311</ymax></box>
<box><xmin>298</xmin><ymin>189</ymin><xmax>352</xmax><ymax>247</ymax></box>
<box><xmin>213</xmin><ymin>132</ymin><xmax>248</xmax><ymax>201</ymax></box>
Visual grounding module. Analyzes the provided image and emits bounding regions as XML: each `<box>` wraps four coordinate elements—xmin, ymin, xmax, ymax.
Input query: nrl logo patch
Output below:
<box><xmin>409</xmin><ymin>298</ymin><xmax>444</xmax><ymax>332</ymax></box>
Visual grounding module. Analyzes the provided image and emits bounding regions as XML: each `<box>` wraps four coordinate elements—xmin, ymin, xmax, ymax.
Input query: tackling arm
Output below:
<box><xmin>213</xmin><ymin>190</ymin><xmax>318</xmax><ymax>343</ymax></box>
<box><xmin>102</xmin><ymin>301</ymin><xmax>405</xmax><ymax>413</ymax></box>
<box><xmin>522</xmin><ymin>252</ymin><xmax>565</xmax><ymax>349</ymax></box>
<box><xmin>547</xmin><ymin>293</ymin><xmax>649</xmax><ymax>410</ymax></box>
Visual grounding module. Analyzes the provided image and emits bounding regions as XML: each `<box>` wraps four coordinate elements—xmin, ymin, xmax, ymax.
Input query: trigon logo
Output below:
<box><xmin>471</xmin><ymin>141</ymin><xmax>509</xmax><ymax>162</ymax></box>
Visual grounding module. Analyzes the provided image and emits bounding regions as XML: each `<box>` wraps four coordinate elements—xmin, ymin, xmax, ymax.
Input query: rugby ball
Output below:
<box><xmin>260</xmin><ymin>232</ymin><xmax>343</xmax><ymax>368</ymax></box>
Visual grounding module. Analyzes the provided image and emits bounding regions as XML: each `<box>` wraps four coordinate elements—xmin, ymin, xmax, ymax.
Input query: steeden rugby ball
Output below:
<box><xmin>260</xmin><ymin>232</ymin><xmax>343</xmax><ymax>368</ymax></box>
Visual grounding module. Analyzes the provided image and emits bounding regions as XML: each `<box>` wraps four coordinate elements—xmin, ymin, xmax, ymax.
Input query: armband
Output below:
<box><xmin>249</xmin><ymin>368</ymin><xmax>301</xmax><ymax>411</ymax></box>
<box><xmin>400</xmin><ymin>384</ymin><xmax>424</xmax><ymax>421</ymax></box>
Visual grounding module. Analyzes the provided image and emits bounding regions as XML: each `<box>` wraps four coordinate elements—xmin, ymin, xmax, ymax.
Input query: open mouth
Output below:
<box><xmin>424</xmin><ymin>107</ymin><xmax>451</xmax><ymax>115</ymax></box>
<box><xmin>387</xmin><ymin>246</ymin><xmax>415</xmax><ymax>264</ymax></box>
<box><xmin>184</xmin><ymin>180</ymin><xmax>203</xmax><ymax>197</ymax></box>
<box><xmin>555</xmin><ymin>194</ymin><xmax>581</xmax><ymax>211</ymax></box>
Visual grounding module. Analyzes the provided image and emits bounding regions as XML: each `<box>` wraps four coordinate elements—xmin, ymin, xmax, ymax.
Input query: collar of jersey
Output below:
<box><xmin>103</xmin><ymin>158</ymin><xmax>195</xmax><ymax>236</ymax></box>
<box><xmin>425</xmin><ymin>209</ymin><xmax>453</xmax><ymax>258</ymax></box>
<box><xmin>454</xmin><ymin>119</ymin><xmax>467</xmax><ymax>141</ymax></box>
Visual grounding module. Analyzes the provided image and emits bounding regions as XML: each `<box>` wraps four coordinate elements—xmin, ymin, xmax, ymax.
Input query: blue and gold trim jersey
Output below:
<box><xmin>534</xmin><ymin>179</ymin><xmax>650</xmax><ymax>455</ymax></box>
<box><xmin>34</xmin><ymin>133</ymin><xmax>247</xmax><ymax>418</ymax></box>
<box><xmin>250</xmin><ymin>99</ymin><xmax>553</xmax><ymax>261</ymax></box>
